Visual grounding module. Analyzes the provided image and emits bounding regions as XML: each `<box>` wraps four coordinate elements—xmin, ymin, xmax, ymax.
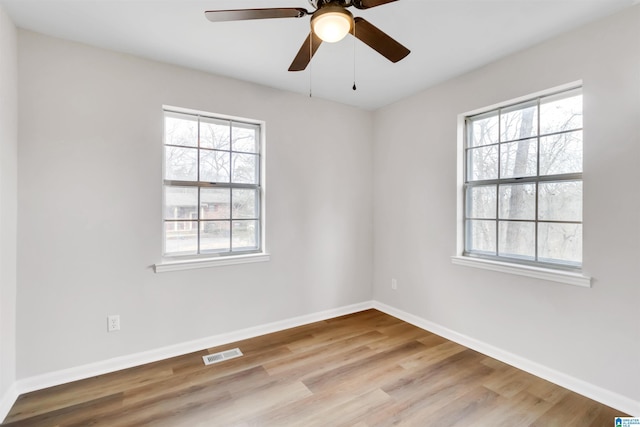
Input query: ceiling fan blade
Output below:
<box><xmin>353</xmin><ymin>17</ymin><xmax>410</xmax><ymax>63</ymax></box>
<box><xmin>288</xmin><ymin>32</ymin><xmax>323</xmax><ymax>72</ymax></box>
<box><xmin>353</xmin><ymin>0</ymin><xmax>398</xmax><ymax>10</ymax></box>
<box><xmin>205</xmin><ymin>8</ymin><xmax>309</xmax><ymax>22</ymax></box>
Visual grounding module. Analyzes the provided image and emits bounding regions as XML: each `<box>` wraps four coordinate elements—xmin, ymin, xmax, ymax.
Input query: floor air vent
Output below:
<box><xmin>203</xmin><ymin>348</ymin><xmax>243</xmax><ymax>366</ymax></box>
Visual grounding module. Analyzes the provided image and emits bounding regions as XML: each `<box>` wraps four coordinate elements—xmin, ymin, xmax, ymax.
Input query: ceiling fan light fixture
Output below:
<box><xmin>311</xmin><ymin>6</ymin><xmax>353</xmax><ymax>43</ymax></box>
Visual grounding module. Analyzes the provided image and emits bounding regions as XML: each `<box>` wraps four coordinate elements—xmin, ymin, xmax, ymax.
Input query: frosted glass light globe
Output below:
<box><xmin>311</xmin><ymin>8</ymin><xmax>353</xmax><ymax>43</ymax></box>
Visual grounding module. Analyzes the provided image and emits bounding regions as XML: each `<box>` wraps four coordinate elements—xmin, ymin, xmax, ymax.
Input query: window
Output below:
<box><xmin>163</xmin><ymin>108</ymin><xmax>263</xmax><ymax>258</ymax></box>
<box><xmin>463</xmin><ymin>87</ymin><xmax>583</xmax><ymax>270</ymax></box>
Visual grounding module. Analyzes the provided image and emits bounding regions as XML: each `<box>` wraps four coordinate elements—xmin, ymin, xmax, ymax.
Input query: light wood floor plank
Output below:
<box><xmin>2</xmin><ymin>309</ymin><xmax>627</xmax><ymax>426</ymax></box>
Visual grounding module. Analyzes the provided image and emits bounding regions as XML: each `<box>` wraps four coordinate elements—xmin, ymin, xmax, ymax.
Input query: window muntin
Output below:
<box><xmin>163</xmin><ymin>109</ymin><xmax>262</xmax><ymax>257</ymax></box>
<box><xmin>464</xmin><ymin>87</ymin><xmax>582</xmax><ymax>268</ymax></box>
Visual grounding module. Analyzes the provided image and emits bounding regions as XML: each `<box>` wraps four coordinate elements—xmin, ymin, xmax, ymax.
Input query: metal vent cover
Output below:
<box><xmin>203</xmin><ymin>348</ymin><xmax>243</xmax><ymax>366</ymax></box>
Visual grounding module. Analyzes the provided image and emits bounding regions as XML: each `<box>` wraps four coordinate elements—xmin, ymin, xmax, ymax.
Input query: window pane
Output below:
<box><xmin>164</xmin><ymin>221</ymin><xmax>198</xmax><ymax>255</ymax></box>
<box><xmin>232</xmin><ymin>220</ymin><xmax>259</xmax><ymax>251</ymax></box>
<box><xmin>539</xmin><ymin>131</ymin><xmax>582</xmax><ymax>176</ymax></box>
<box><xmin>165</xmin><ymin>146</ymin><xmax>197</xmax><ymax>181</ymax></box>
<box><xmin>467</xmin><ymin>146</ymin><xmax>498</xmax><ymax>181</ymax></box>
<box><xmin>499</xmin><ymin>183</ymin><xmax>535</xmax><ymax>220</ymax></box>
<box><xmin>501</xmin><ymin>101</ymin><xmax>538</xmax><ymax>142</ymax></box>
<box><xmin>466</xmin><ymin>220</ymin><xmax>496</xmax><ymax>254</ymax></box>
<box><xmin>539</xmin><ymin>181</ymin><xmax>582</xmax><ymax>222</ymax></box>
<box><xmin>233</xmin><ymin>189</ymin><xmax>259</xmax><ymax>219</ymax></box>
<box><xmin>201</xmin><ymin>188</ymin><xmax>230</xmax><ymax>220</ymax></box>
<box><xmin>540</xmin><ymin>90</ymin><xmax>582</xmax><ymax>135</ymax></box>
<box><xmin>200</xmin><ymin>221</ymin><xmax>230</xmax><ymax>253</ymax></box>
<box><xmin>200</xmin><ymin>117</ymin><xmax>230</xmax><ymax>150</ymax></box>
<box><xmin>467</xmin><ymin>112</ymin><xmax>498</xmax><ymax>147</ymax></box>
<box><xmin>164</xmin><ymin>187</ymin><xmax>197</xmax><ymax>220</ymax></box>
<box><xmin>538</xmin><ymin>223</ymin><xmax>582</xmax><ymax>265</ymax></box>
<box><xmin>200</xmin><ymin>150</ymin><xmax>230</xmax><ymax>183</ymax></box>
<box><xmin>466</xmin><ymin>185</ymin><xmax>496</xmax><ymax>219</ymax></box>
<box><xmin>498</xmin><ymin>221</ymin><xmax>535</xmax><ymax>260</ymax></box>
<box><xmin>165</xmin><ymin>112</ymin><xmax>198</xmax><ymax>147</ymax></box>
<box><xmin>163</xmin><ymin>109</ymin><xmax>262</xmax><ymax>258</ymax></box>
<box><xmin>232</xmin><ymin>122</ymin><xmax>259</xmax><ymax>153</ymax></box>
<box><xmin>232</xmin><ymin>153</ymin><xmax>258</xmax><ymax>184</ymax></box>
<box><xmin>463</xmin><ymin>88</ymin><xmax>582</xmax><ymax>269</ymax></box>
<box><xmin>500</xmin><ymin>138</ymin><xmax>537</xmax><ymax>179</ymax></box>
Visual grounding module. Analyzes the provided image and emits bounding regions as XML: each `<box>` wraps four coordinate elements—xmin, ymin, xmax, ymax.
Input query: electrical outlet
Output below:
<box><xmin>107</xmin><ymin>315</ymin><xmax>120</xmax><ymax>332</ymax></box>
<box><xmin>391</xmin><ymin>278</ymin><xmax>398</xmax><ymax>290</ymax></box>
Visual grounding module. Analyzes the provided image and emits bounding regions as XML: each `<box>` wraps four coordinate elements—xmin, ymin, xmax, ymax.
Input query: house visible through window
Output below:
<box><xmin>163</xmin><ymin>108</ymin><xmax>263</xmax><ymax>257</ymax></box>
<box><xmin>464</xmin><ymin>87</ymin><xmax>583</xmax><ymax>269</ymax></box>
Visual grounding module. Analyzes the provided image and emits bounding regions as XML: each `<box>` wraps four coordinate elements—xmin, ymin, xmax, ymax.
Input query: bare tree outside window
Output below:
<box><xmin>163</xmin><ymin>110</ymin><xmax>262</xmax><ymax>257</ymax></box>
<box><xmin>464</xmin><ymin>87</ymin><xmax>583</xmax><ymax>268</ymax></box>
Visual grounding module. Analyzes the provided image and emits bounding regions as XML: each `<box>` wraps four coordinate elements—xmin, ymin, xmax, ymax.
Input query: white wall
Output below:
<box><xmin>0</xmin><ymin>4</ymin><xmax>17</xmax><ymax>405</ymax></box>
<box><xmin>16</xmin><ymin>30</ymin><xmax>373</xmax><ymax>379</ymax></box>
<box><xmin>373</xmin><ymin>5</ymin><xmax>640</xmax><ymax>406</ymax></box>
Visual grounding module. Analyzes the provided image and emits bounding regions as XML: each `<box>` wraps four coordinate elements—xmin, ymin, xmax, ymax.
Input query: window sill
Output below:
<box><xmin>154</xmin><ymin>253</ymin><xmax>270</xmax><ymax>273</ymax></box>
<box><xmin>450</xmin><ymin>256</ymin><xmax>591</xmax><ymax>288</ymax></box>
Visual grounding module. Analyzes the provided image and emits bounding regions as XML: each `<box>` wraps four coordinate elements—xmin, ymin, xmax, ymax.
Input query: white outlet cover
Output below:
<box><xmin>107</xmin><ymin>315</ymin><xmax>120</xmax><ymax>332</ymax></box>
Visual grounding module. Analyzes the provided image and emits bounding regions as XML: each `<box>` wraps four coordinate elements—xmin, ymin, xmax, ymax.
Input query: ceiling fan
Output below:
<box><xmin>204</xmin><ymin>0</ymin><xmax>410</xmax><ymax>72</ymax></box>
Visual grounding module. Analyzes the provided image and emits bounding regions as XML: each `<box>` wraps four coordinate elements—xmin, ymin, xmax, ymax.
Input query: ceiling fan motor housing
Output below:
<box><xmin>310</xmin><ymin>0</ymin><xmax>355</xmax><ymax>9</ymax></box>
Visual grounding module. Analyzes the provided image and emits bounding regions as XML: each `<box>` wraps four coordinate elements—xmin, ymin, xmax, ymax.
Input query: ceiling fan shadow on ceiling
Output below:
<box><xmin>204</xmin><ymin>0</ymin><xmax>410</xmax><ymax>72</ymax></box>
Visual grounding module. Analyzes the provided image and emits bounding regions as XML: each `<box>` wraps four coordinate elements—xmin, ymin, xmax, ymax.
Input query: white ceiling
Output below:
<box><xmin>1</xmin><ymin>0</ymin><xmax>636</xmax><ymax>110</ymax></box>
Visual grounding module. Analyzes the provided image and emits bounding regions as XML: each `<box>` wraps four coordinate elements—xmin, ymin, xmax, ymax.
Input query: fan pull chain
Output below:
<box><xmin>309</xmin><ymin>31</ymin><xmax>313</xmax><ymax>98</ymax></box>
<box><xmin>352</xmin><ymin>22</ymin><xmax>357</xmax><ymax>91</ymax></box>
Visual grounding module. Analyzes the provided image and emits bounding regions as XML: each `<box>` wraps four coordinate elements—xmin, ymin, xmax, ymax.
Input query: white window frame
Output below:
<box><xmin>155</xmin><ymin>106</ymin><xmax>269</xmax><ymax>273</ymax></box>
<box><xmin>452</xmin><ymin>82</ymin><xmax>590</xmax><ymax>287</ymax></box>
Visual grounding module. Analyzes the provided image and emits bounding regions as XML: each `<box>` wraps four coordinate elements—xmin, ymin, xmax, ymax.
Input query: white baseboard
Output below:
<box><xmin>8</xmin><ymin>301</ymin><xmax>374</xmax><ymax>413</ymax></box>
<box><xmin>0</xmin><ymin>382</ymin><xmax>19</xmax><ymax>423</ymax></box>
<box><xmin>373</xmin><ymin>301</ymin><xmax>640</xmax><ymax>417</ymax></box>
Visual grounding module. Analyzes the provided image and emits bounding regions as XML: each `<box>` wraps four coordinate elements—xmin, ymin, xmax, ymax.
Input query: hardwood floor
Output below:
<box><xmin>2</xmin><ymin>310</ymin><xmax>626</xmax><ymax>426</ymax></box>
